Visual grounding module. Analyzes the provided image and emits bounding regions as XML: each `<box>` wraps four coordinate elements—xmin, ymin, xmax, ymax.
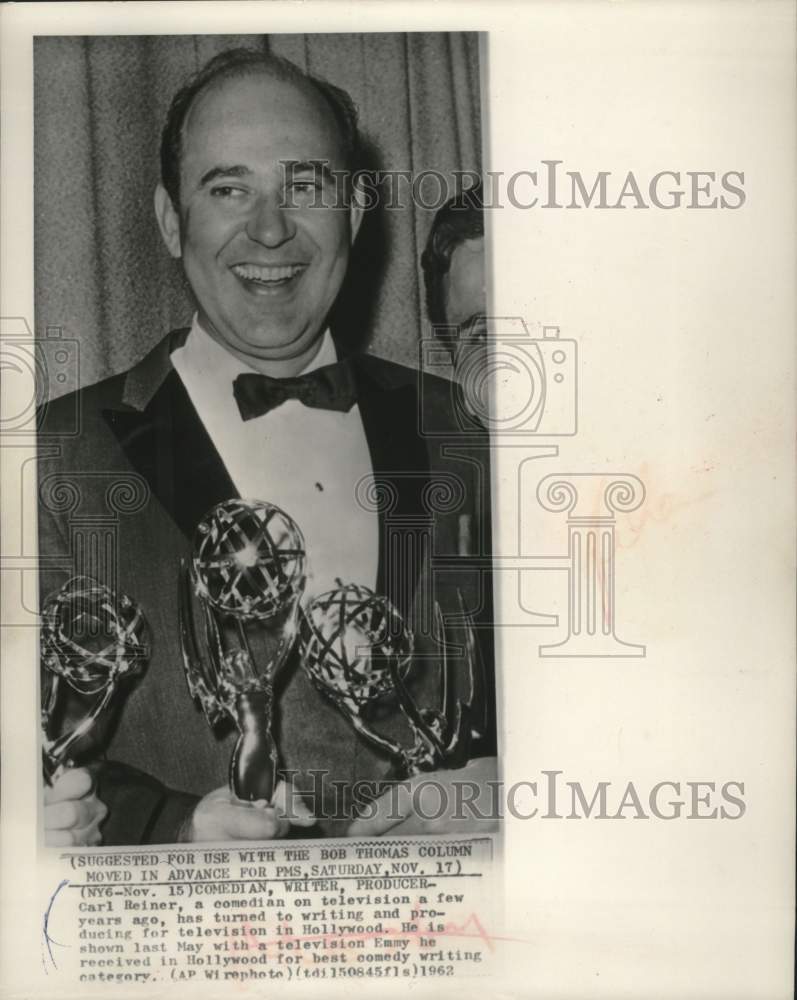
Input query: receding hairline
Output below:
<box><xmin>179</xmin><ymin>64</ymin><xmax>347</xmax><ymax>156</ymax></box>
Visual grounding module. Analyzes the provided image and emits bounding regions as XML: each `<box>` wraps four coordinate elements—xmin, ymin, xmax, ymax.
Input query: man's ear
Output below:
<box><xmin>348</xmin><ymin>176</ymin><xmax>366</xmax><ymax>245</ymax></box>
<box><xmin>154</xmin><ymin>183</ymin><xmax>182</xmax><ymax>259</ymax></box>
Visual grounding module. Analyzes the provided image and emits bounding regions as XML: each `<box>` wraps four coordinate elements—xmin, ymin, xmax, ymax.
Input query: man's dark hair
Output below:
<box><xmin>420</xmin><ymin>182</ymin><xmax>484</xmax><ymax>327</ymax></box>
<box><xmin>160</xmin><ymin>47</ymin><xmax>362</xmax><ymax>208</ymax></box>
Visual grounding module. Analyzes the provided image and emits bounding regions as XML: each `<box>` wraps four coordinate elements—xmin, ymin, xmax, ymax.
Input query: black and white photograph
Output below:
<box><xmin>0</xmin><ymin>3</ymin><xmax>794</xmax><ymax>998</ymax></box>
<box><xmin>33</xmin><ymin>31</ymin><xmax>498</xmax><ymax>846</ymax></box>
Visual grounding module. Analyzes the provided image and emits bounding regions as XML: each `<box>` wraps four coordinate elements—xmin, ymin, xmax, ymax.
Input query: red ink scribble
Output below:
<box><xmin>612</xmin><ymin>462</ymin><xmax>715</xmax><ymax>552</ymax></box>
<box><xmin>241</xmin><ymin>922</ymin><xmax>262</xmax><ymax>953</ymax></box>
<box><xmin>437</xmin><ymin>911</ymin><xmax>497</xmax><ymax>951</ymax></box>
<box><xmin>234</xmin><ymin>907</ymin><xmax>524</xmax><ymax>967</ymax></box>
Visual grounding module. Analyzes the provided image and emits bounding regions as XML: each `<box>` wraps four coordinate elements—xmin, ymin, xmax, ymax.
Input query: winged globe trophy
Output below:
<box><xmin>299</xmin><ymin>582</ymin><xmax>487</xmax><ymax>781</ymax></box>
<box><xmin>178</xmin><ymin>499</ymin><xmax>306</xmax><ymax>803</ymax></box>
<box><xmin>40</xmin><ymin>576</ymin><xmax>150</xmax><ymax>782</ymax></box>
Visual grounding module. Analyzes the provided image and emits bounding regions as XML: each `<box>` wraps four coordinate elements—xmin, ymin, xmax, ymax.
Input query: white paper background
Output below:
<box><xmin>1</xmin><ymin>2</ymin><xmax>794</xmax><ymax>998</ymax></box>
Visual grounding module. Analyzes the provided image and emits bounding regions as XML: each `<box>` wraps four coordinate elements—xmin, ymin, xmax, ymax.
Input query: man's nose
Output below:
<box><xmin>245</xmin><ymin>196</ymin><xmax>296</xmax><ymax>247</ymax></box>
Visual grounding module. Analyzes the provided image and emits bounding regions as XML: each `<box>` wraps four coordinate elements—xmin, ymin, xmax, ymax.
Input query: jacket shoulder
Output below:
<box><xmin>37</xmin><ymin>370</ymin><xmax>127</xmax><ymax>436</ymax></box>
<box><xmin>354</xmin><ymin>352</ymin><xmax>453</xmax><ymax>398</ymax></box>
<box><xmin>36</xmin><ymin>329</ymin><xmax>181</xmax><ymax>434</ymax></box>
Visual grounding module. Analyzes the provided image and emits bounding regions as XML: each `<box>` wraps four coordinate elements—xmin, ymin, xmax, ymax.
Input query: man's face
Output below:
<box><xmin>156</xmin><ymin>72</ymin><xmax>362</xmax><ymax>369</ymax></box>
<box><xmin>441</xmin><ymin>237</ymin><xmax>488</xmax><ymax>413</ymax></box>
<box><xmin>443</xmin><ymin>236</ymin><xmax>486</xmax><ymax>330</ymax></box>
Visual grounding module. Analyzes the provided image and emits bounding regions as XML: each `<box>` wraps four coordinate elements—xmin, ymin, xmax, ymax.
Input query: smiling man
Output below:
<box><xmin>155</xmin><ymin>65</ymin><xmax>362</xmax><ymax>375</ymax></box>
<box><xmin>39</xmin><ymin>48</ymin><xmax>496</xmax><ymax>846</ymax></box>
<box><xmin>154</xmin><ymin>56</ymin><xmax>377</xmax><ymax>604</ymax></box>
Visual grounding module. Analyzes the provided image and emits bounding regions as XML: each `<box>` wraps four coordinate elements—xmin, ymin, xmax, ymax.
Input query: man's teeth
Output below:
<box><xmin>232</xmin><ymin>264</ymin><xmax>303</xmax><ymax>282</ymax></box>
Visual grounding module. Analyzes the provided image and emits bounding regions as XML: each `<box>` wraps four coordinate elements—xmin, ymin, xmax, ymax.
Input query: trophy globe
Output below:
<box><xmin>191</xmin><ymin>498</ymin><xmax>305</xmax><ymax>621</ymax></box>
<box><xmin>300</xmin><ymin>583</ymin><xmax>413</xmax><ymax>711</ymax></box>
<box><xmin>41</xmin><ymin>576</ymin><xmax>149</xmax><ymax>695</ymax></box>
<box><xmin>40</xmin><ymin>576</ymin><xmax>149</xmax><ymax>779</ymax></box>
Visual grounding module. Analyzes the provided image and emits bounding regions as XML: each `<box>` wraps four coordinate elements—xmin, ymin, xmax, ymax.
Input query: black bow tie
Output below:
<box><xmin>232</xmin><ymin>361</ymin><xmax>357</xmax><ymax>421</ymax></box>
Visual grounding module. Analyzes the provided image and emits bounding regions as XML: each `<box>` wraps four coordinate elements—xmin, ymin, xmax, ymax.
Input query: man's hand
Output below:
<box><xmin>181</xmin><ymin>780</ymin><xmax>316</xmax><ymax>842</ymax></box>
<box><xmin>347</xmin><ymin>757</ymin><xmax>499</xmax><ymax>837</ymax></box>
<box><xmin>44</xmin><ymin>767</ymin><xmax>108</xmax><ymax>847</ymax></box>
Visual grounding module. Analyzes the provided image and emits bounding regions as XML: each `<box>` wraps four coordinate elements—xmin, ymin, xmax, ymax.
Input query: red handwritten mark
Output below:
<box><xmin>613</xmin><ymin>462</ymin><xmax>715</xmax><ymax>552</ymax></box>
<box><xmin>234</xmin><ymin>910</ymin><xmax>524</xmax><ymax>966</ymax></box>
<box><xmin>437</xmin><ymin>912</ymin><xmax>496</xmax><ymax>951</ymax></box>
<box><xmin>241</xmin><ymin>921</ymin><xmax>261</xmax><ymax>952</ymax></box>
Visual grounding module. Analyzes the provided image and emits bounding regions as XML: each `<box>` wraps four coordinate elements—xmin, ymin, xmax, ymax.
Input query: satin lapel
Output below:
<box><xmin>102</xmin><ymin>369</ymin><xmax>238</xmax><ymax>543</ymax></box>
<box><xmin>350</xmin><ymin>357</ymin><xmax>431</xmax><ymax>619</ymax></box>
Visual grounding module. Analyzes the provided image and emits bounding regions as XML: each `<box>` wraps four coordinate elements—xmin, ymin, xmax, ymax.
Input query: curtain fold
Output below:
<box><xmin>34</xmin><ymin>32</ymin><xmax>482</xmax><ymax>396</ymax></box>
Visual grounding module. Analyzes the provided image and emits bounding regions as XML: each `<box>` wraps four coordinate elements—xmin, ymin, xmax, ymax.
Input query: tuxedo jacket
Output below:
<box><xmin>38</xmin><ymin>330</ymin><xmax>495</xmax><ymax>843</ymax></box>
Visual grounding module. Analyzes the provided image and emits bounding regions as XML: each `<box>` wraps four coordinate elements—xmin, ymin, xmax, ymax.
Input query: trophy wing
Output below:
<box><xmin>178</xmin><ymin>561</ymin><xmax>224</xmax><ymax>727</ymax></box>
<box><xmin>458</xmin><ymin>588</ymin><xmax>488</xmax><ymax>742</ymax></box>
<box><xmin>436</xmin><ymin>591</ymin><xmax>489</xmax><ymax>767</ymax></box>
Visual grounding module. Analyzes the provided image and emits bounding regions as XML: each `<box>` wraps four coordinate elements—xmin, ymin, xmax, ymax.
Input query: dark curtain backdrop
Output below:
<box><xmin>34</xmin><ymin>32</ymin><xmax>483</xmax><ymax>397</ymax></box>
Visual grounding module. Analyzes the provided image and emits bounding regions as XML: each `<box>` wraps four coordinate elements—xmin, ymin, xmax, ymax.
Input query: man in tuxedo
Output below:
<box><xmin>40</xmin><ymin>48</ymin><xmax>495</xmax><ymax>846</ymax></box>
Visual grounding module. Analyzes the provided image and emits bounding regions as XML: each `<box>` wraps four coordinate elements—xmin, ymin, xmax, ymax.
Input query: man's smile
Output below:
<box><xmin>230</xmin><ymin>262</ymin><xmax>308</xmax><ymax>289</ymax></box>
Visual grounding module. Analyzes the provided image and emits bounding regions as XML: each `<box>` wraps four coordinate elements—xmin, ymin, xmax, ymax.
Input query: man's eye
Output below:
<box><xmin>290</xmin><ymin>179</ymin><xmax>324</xmax><ymax>194</ymax></box>
<box><xmin>210</xmin><ymin>185</ymin><xmax>246</xmax><ymax>198</ymax></box>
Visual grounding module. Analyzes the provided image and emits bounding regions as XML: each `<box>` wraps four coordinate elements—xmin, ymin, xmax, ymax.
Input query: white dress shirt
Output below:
<box><xmin>171</xmin><ymin>318</ymin><xmax>379</xmax><ymax>601</ymax></box>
